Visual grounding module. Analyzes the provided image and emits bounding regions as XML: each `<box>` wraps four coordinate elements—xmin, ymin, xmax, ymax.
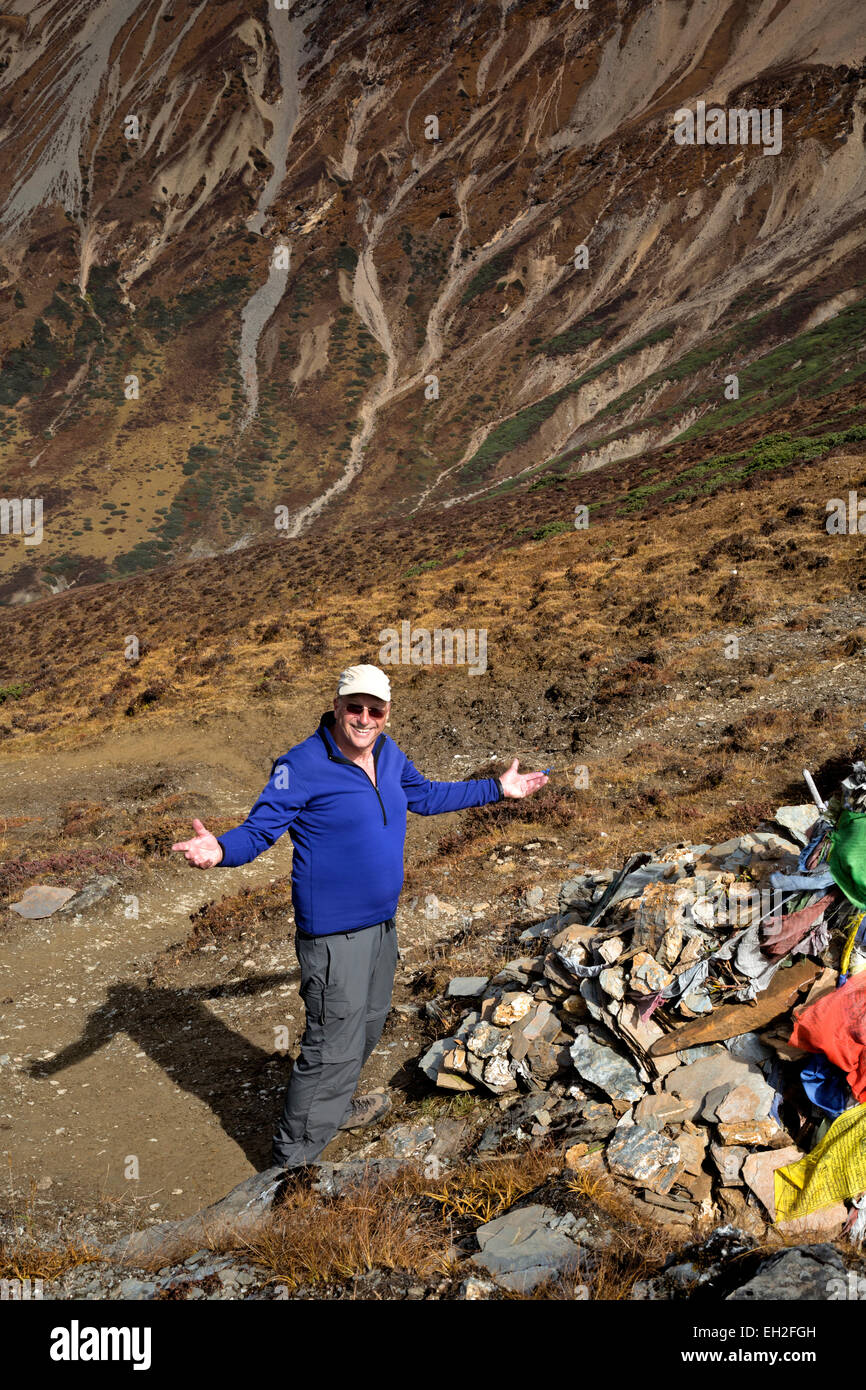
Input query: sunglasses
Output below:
<box><xmin>344</xmin><ymin>703</ymin><xmax>387</xmax><ymax>719</ymax></box>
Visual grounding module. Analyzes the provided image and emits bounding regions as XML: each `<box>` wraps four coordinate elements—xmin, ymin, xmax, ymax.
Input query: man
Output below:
<box><xmin>171</xmin><ymin>664</ymin><xmax>548</xmax><ymax>1170</ymax></box>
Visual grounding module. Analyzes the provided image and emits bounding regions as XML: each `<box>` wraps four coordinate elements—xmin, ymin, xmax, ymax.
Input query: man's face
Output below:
<box><xmin>333</xmin><ymin>692</ymin><xmax>389</xmax><ymax>753</ymax></box>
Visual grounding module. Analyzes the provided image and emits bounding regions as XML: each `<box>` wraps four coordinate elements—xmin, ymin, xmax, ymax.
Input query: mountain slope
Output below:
<box><xmin>0</xmin><ymin>0</ymin><xmax>864</xmax><ymax>600</ymax></box>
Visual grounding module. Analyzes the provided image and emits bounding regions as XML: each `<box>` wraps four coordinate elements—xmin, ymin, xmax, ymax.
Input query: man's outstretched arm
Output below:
<box><xmin>172</xmin><ymin>758</ymin><xmax>307</xmax><ymax>868</ymax></box>
<box><xmin>401</xmin><ymin>755</ymin><xmax>548</xmax><ymax>815</ymax></box>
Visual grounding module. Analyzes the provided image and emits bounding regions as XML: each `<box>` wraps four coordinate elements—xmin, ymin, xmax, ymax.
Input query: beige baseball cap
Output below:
<box><xmin>336</xmin><ymin>664</ymin><xmax>391</xmax><ymax>703</ymax></box>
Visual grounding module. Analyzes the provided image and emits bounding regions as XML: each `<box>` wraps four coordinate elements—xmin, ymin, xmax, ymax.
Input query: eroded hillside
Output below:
<box><xmin>0</xmin><ymin>0</ymin><xmax>864</xmax><ymax>600</ymax></box>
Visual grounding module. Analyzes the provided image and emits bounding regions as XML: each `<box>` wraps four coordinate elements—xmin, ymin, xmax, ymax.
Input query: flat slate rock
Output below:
<box><xmin>772</xmin><ymin>805</ymin><xmax>818</xmax><ymax>847</ymax></box>
<box><xmin>471</xmin><ymin>1204</ymin><xmax>584</xmax><ymax>1293</ymax></box>
<box><xmin>8</xmin><ymin>885</ymin><xmax>77</xmax><ymax>918</ymax></box>
<box><xmin>446</xmin><ymin>977</ymin><xmax>489</xmax><ymax>998</ymax></box>
<box><xmin>419</xmin><ymin>1036</ymin><xmax>459</xmax><ymax>1081</ymax></box>
<box><xmin>105</xmin><ymin>1166</ymin><xmax>290</xmax><ymax>1268</ymax></box>
<box><xmin>741</xmin><ymin>1146</ymin><xmax>847</xmax><ymax>1234</ymax></box>
<box><xmin>311</xmin><ymin>1157</ymin><xmax>404</xmax><ymax>1196</ymax></box>
<box><xmin>60</xmin><ymin>875</ymin><xmax>120</xmax><ymax>912</ymax></box>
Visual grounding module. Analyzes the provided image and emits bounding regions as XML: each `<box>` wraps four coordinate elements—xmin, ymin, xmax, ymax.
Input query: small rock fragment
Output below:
<box><xmin>441</xmin><ymin>1045</ymin><xmax>468</xmax><ymax>1074</ymax></box>
<box><xmin>634</xmin><ymin>1094</ymin><xmax>692</xmax><ymax>1130</ymax></box>
<box><xmin>598</xmin><ymin>937</ymin><xmax>624</xmax><ymax>964</ymax></box>
<box><xmin>717</xmin><ymin>1117</ymin><xmax>783</xmax><ymax>1146</ymax></box>
<box><xmin>599</xmin><ymin>966</ymin><xmax>626</xmax><ymax>1000</ymax></box>
<box><xmin>483</xmin><ymin>1054</ymin><xmax>517</xmax><ymax>1093</ymax></box>
<box><xmin>709</xmin><ymin>1142</ymin><xmax>748</xmax><ymax>1186</ymax></box>
<box><xmin>492</xmin><ymin>992</ymin><xmax>534</xmax><ymax>1026</ymax></box>
<box><xmin>629</xmin><ymin>952</ymin><xmax>674</xmax><ymax>996</ymax></box>
<box><xmin>460</xmin><ymin>1276</ymin><xmax>496</xmax><ymax>1300</ymax></box>
<box><xmin>465</xmin><ymin>1021</ymin><xmax>510</xmax><ymax>1059</ymax></box>
<box><xmin>606</xmin><ymin>1118</ymin><xmax>683</xmax><ymax>1192</ymax></box>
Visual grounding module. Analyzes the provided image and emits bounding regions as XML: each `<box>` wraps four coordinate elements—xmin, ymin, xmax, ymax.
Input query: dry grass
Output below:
<box><xmin>245</xmin><ymin>1172</ymin><xmax>454</xmax><ymax>1294</ymax></box>
<box><xmin>0</xmin><ymin>845</ymin><xmax>138</xmax><ymax>904</ymax></box>
<box><xmin>421</xmin><ymin>1148</ymin><xmax>558</xmax><ymax>1225</ymax></box>
<box><xmin>178</xmin><ymin>878</ymin><xmax>293</xmax><ymax>954</ymax></box>
<box><xmin>2</xmin><ymin>435</ymin><xmax>864</xmax><ymax>771</ymax></box>
<box><xmin>220</xmin><ymin>1149</ymin><xmax>560</xmax><ymax>1294</ymax></box>
<box><xmin>557</xmin><ymin>1166</ymin><xmax>685</xmax><ymax>1300</ymax></box>
<box><xmin>2</xmin><ymin>543</ymin><xmax>863</xmax><ymax>902</ymax></box>
<box><xmin>0</xmin><ymin>1237</ymin><xmax>103</xmax><ymax>1283</ymax></box>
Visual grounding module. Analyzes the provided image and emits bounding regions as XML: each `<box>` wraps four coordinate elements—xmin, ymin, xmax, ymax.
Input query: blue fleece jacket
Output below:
<box><xmin>215</xmin><ymin>712</ymin><xmax>503</xmax><ymax>936</ymax></box>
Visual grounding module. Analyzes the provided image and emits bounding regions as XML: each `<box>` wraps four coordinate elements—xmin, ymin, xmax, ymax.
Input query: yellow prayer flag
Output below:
<box><xmin>774</xmin><ymin>1103</ymin><xmax>866</xmax><ymax>1220</ymax></box>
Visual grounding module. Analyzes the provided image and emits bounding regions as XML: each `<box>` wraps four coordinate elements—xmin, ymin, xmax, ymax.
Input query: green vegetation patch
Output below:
<box><xmin>460</xmin><ymin>250</ymin><xmax>513</xmax><ymax>306</ymax></box>
<box><xmin>141</xmin><ymin>274</ymin><xmax>250</xmax><ymax>341</ymax></box>
<box><xmin>0</xmin><ymin>317</ymin><xmax>61</xmax><ymax>406</ymax></box>
<box><xmin>613</xmin><ymin>422</ymin><xmax>866</xmax><ymax>515</ymax></box>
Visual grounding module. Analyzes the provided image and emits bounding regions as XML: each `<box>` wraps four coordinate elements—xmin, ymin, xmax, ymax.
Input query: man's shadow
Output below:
<box><xmin>27</xmin><ymin>972</ymin><xmax>301</xmax><ymax>1171</ymax></box>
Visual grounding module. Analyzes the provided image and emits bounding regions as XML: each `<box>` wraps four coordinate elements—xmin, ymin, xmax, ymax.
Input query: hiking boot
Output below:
<box><xmin>338</xmin><ymin>1091</ymin><xmax>392</xmax><ymax>1131</ymax></box>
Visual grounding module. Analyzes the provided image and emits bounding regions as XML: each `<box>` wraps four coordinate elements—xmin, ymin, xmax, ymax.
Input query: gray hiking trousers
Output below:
<box><xmin>271</xmin><ymin>917</ymin><xmax>399</xmax><ymax>1168</ymax></box>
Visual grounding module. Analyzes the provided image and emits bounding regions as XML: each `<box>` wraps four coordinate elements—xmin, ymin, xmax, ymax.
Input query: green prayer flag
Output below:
<box><xmin>828</xmin><ymin>808</ymin><xmax>866</xmax><ymax>911</ymax></box>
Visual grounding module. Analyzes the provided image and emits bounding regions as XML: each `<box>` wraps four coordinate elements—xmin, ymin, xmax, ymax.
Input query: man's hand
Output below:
<box><xmin>499</xmin><ymin>758</ymin><xmax>549</xmax><ymax>799</ymax></box>
<box><xmin>171</xmin><ymin>818</ymin><xmax>224</xmax><ymax>868</ymax></box>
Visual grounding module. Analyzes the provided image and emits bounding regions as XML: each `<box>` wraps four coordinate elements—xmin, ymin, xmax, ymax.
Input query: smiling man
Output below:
<box><xmin>171</xmin><ymin>663</ymin><xmax>548</xmax><ymax>1171</ymax></box>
